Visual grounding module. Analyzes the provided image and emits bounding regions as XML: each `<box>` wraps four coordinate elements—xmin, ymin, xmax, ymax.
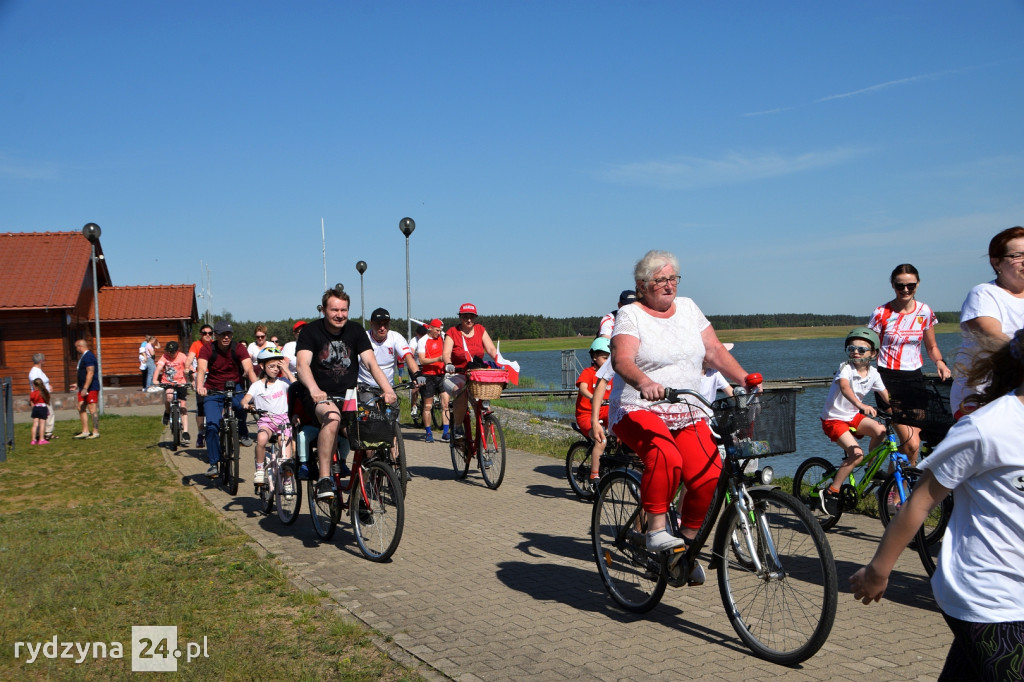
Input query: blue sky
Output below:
<box><xmin>2</xmin><ymin>1</ymin><xmax>1022</xmax><ymax>326</ymax></box>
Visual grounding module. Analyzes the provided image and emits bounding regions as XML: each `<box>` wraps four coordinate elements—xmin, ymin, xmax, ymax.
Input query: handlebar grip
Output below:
<box><xmin>664</xmin><ymin>387</ymin><xmax>680</xmax><ymax>403</ymax></box>
<box><xmin>744</xmin><ymin>373</ymin><xmax>763</xmax><ymax>388</ymax></box>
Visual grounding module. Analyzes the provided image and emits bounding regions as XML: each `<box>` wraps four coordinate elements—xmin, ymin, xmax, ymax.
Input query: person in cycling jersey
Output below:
<box><xmin>610</xmin><ymin>250</ymin><xmax>756</xmax><ymax>580</ymax></box>
<box><xmin>241</xmin><ymin>347</ymin><xmax>291</xmax><ymax>485</ymax></box>
<box><xmin>598</xmin><ymin>290</ymin><xmax>636</xmax><ymax>338</ymax></box>
<box><xmin>442</xmin><ymin>303</ymin><xmax>500</xmax><ymax>440</ymax></box>
<box><xmin>154</xmin><ymin>340</ymin><xmax>191</xmax><ymax>444</ymax></box>
<box><xmin>296</xmin><ymin>284</ymin><xmax>395</xmax><ymax>500</ymax></box>
<box><xmin>196</xmin><ymin>320</ymin><xmax>259</xmax><ymax>478</ymax></box>
<box><xmin>186</xmin><ymin>324</ymin><xmax>214</xmax><ymax>448</ymax></box>
<box><xmin>417</xmin><ymin>319</ymin><xmax>449</xmax><ymax>442</ymax></box>
<box><xmin>357</xmin><ymin>307</ymin><xmax>423</xmax><ymax>389</ymax></box>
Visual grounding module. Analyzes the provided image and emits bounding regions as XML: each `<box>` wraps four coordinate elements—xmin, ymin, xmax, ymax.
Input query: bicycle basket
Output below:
<box><xmin>879</xmin><ymin>374</ymin><xmax>954</xmax><ymax>444</ymax></box>
<box><xmin>349</xmin><ymin>404</ymin><xmax>395</xmax><ymax>450</ymax></box>
<box><xmin>713</xmin><ymin>388</ymin><xmax>798</xmax><ymax>457</ymax></box>
<box><xmin>467</xmin><ymin>368</ymin><xmax>508</xmax><ymax>400</ymax></box>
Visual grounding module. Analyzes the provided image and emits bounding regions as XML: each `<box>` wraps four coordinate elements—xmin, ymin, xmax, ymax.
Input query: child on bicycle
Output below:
<box><xmin>818</xmin><ymin>327</ymin><xmax>890</xmax><ymax>515</ymax></box>
<box><xmin>29</xmin><ymin>378</ymin><xmax>50</xmax><ymax>445</ymax></box>
<box><xmin>154</xmin><ymin>341</ymin><xmax>191</xmax><ymax>444</ymax></box>
<box><xmin>242</xmin><ymin>347</ymin><xmax>292</xmax><ymax>485</ymax></box>
<box><xmin>576</xmin><ymin>337</ymin><xmax>612</xmax><ymax>489</ymax></box>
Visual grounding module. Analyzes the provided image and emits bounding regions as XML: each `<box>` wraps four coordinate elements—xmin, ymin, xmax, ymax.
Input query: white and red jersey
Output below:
<box><xmin>868</xmin><ymin>301</ymin><xmax>937</xmax><ymax>371</ymax></box>
<box><xmin>358</xmin><ymin>329</ymin><xmax>413</xmax><ymax>386</ymax></box>
<box><xmin>598</xmin><ymin>311</ymin><xmax>616</xmax><ymax>337</ymax></box>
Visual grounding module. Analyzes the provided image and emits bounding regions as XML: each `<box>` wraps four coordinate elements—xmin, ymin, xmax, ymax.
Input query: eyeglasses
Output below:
<box><xmin>255</xmin><ymin>335</ymin><xmax>265</xmax><ymax>339</ymax></box>
<box><xmin>1002</xmin><ymin>252</ymin><xmax>1024</xmax><ymax>263</ymax></box>
<box><xmin>892</xmin><ymin>282</ymin><xmax>918</xmax><ymax>292</ymax></box>
<box><xmin>846</xmin><ymin>345</ymin><xmax>872</xmax><ymax>354</ymax></box>
<box><xmin>200</xmin><ymin>331</ymin><xmax>213</xmax><ymax>336</ymax></box>
<box><xmin>648</xmin><ymin>275</ymin><xmax>681</xmax><ymax>288</ymax></box>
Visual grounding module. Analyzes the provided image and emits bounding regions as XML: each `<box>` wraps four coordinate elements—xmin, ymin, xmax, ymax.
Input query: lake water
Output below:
<box><xmin>506</xmin><ymin>333</ymin><xmax>961</xmax><ymax>478</ymax></box>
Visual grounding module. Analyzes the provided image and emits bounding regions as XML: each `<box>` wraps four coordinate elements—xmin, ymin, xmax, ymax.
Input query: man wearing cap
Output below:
<box><xmin>297</xmin><ymin>284</ymin><xmax>396</xmax><ymax>500</ymax></box>
<box><xmin>416</xmin><ymin>319</ymin><xmax>450</xmax><ymax>442</ymax></box>
<box><xmin>282</xmin><ymin>320</ymin><xmax>306</xmax><ymax>376</ymax></box>
<box><xmin>196</xmin><ymin>320</ymin><xmax>259</xmax><ymax>478</ymax></box>
<box><xmin>358</xmin><ymin>308</ymin><xmax>423</xmax><ymax>389</ymax></box>
<box><xmin>599</xmin><ymin>290</ymin><xmax>637</xmax><ymax>338</ymax></box>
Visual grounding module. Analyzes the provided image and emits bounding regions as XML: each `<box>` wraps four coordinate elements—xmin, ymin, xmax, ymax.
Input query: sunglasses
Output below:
<box><xmin>846</xmin><ymin>345</ymin><xmax>872</xmax><ymax>354</ymax></box>
<box><xmin>255</xmin><ymin>335</ymin><xmax>266</xmax><ymax>339</ymax></box>
<box><xmin>200</xmin><ymin>331</ymin><xmax>213</xmax><ymax>336</ymax></box>
<box><xmin>892</xmin><ymin>282</ymin><xmax>918</xmax><ymax>292</ymax></box>
<box><xmin>460</xmin><ymin>314</ymin><xmax>477</xmax><ymax>320</ymax></box>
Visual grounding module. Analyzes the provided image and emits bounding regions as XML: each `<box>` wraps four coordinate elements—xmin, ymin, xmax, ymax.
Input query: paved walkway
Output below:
<box><xmin>147</xmin><ymin>407</ymin><xmax>952</xmax><ymax>681</ymax></box>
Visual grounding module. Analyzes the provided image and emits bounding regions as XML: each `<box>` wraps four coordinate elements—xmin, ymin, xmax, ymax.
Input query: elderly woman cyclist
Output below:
<box><xmin>609</xmin><ymin>250</ymin><xmax>759</xmax><ymax>578</ymax></box>
<box><xmin>442</xmin><ymin>303</ymin><xmax>500</xmax><ymax>440</ymax></box>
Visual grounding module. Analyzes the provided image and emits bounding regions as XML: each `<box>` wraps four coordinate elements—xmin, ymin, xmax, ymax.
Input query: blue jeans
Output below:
<box><xmin>143</xmin><ymin>359</ymin><xmax>156</xmax><ymax>389</ymax></box>
<box><xmin>203</xmin><ymin>392</ymin><xmax>250</xmax><ymax>465</ymax></box>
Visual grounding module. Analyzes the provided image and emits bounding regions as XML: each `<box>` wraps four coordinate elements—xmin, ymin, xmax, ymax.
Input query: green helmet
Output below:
<box><xmin>589</xmin><ymin>337</ymin><xmax>611</xmax><ymax>354</ymax></box>
<box><xmin>845</xmin><ymin>326</ymin><xmax>879</xmax><ymax>350</ymax></box>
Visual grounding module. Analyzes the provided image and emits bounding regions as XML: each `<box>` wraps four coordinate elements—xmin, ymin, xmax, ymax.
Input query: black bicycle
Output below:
<box><xmin>358</xmin><ymin>383</ymin><xmax>410</xmax><ymax>495</ymax></box>
<box><xmin>592</xmin><ymin>381</ymin><xmax>837</xmax><ymax>665</ymax></box>
<box><xmin>157</xmin><ymin>382</ymin><xmax>189</xmax><ymax>451</ymax></box>
<box><xmin>207</xmin><ymin>382</ymin><xmax>242</xmax><ymax>495</ymax></box>
<box><xmin>565</xmin><ymin>423</ymin><xmax>641</xmax><ymax>501</ymax></box>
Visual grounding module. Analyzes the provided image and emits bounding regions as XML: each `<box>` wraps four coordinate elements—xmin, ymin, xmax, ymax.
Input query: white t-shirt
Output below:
<box><xmin>28</xmin><ymin>366</ymin><xmax>51</xmax><ymax>392</ymax></box>
<box><xmin>245</xmin><ymin>377</ymin><xmax>289</xmax><ymax>416</ymax></box>
<box><xmin>609</xmin><ymin>297</ymin><xmax>710</xmax><ymax>429</ymax></box>
<box><xmin>951</xmin><ymin>281</ymin><xmax>1024</xmax><ymax>413</ymax></box>
<box><xmin>358</xmin><ymin>330</ymin><xmax>413</xmax><ymax>387</ymax></box>
<box><xmin>819</xmin><ymin>362</ymin><xmax>886</xmax><ymax>422</ymax></box>
<box><xmin>281</xmin><ymin>341</ymin><xmax>298</xmax><ymax>375</ymax></box>
<box><xmin>247</xmin><ymin>341</ymin><xmax>272</xmax><ymax>366</ymax></box>
<box><xmin>598</xmin><ymin>311</ymin><xmax>616</xmax><ymax>337</ymax></box>
<box><xmin>920</xmin><ymin>393</ymin><xmax>1024</xmax><ymax>622</ymax></box>
<box><xmin>868</xmin><ymin>301</ymin><xmax>937</xmax><ymax>371</ymax></box>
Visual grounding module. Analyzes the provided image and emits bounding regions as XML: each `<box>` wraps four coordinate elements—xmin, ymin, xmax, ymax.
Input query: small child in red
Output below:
<box><xmin>29</xmin><ymin>378</ymin><xmax>50</xmax><ymax>444</ymax></box>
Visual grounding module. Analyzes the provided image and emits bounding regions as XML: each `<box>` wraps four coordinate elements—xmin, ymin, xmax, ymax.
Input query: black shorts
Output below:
<box><xmin>31</xmin><ymin>405</ymin><xmax>48</xmax><ymax>420</ymax></box>
<box><xmin>420</xmin><ymin>374</ymin><xmax>445</xmax><ymax>399</ymax></box>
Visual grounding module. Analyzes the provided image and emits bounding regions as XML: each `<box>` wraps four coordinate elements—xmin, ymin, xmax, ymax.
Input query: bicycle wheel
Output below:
<box><xmin>592</xmin><ymin>470</ymin><xmax>665</xmax><ymax>613</ymax></box>
<box><xmin>351</xmin><ymin>460</ymin><xmax>405</xmax><ymax>562</ymax></box>
<box><xmin>917</xmin><ymin>510</ymin><xmax>945</xmax><ymax>577</ymax></box>
<box><xmin>391</xmin><ymin>420</ymin><xmax>409</xmax><ymax>496</ymax></box>
<box><xmin>716</xmin><ymin>489</ymin><xmax>838</xmax><ymax>666</ymax></box>
<box><xmin>170</xmin><ymin>405</ymin><xmax>181</xmax><ymax>451</ymax></box>
<box><xmin>275</xmin><ymin>460</ymin><xmax>302</xmax><ymax>525</ymax></box>
<box><xmin>479</xmin><ymin>413</ymin><xmax>506</xmax><ymax>490</ymax></box>
<box><xmin>258</xmin><ymin>469</ymin><xmax>274</xmax><ymax>514</ymax></box>
<box><xmin>565</xmin><ymin>440</ymin><xmax>595</xmax><ymax>500</ymax></box>
<box><xmin>307</xmin><ymin>477</ymin><xmax>339</xmax><ymax>541</ymax></box>
<box><xmin>878</xmin><ymin>467</ymin><xmax>950</xmax><ymax>548</ymax></box>
<box><xmin>792</xmin><ymin>457</ymin><xmax>841</xmax><ymax>530</ymax></box>
<box><xmin>449</xmin><ymin>414</ymin><xmax>471</xmax><ymax>478</ymax></box>
<box><xmin>225</xmin><ymin>421</ymin><xmax>240</xmax><ymax>496</ymax></box>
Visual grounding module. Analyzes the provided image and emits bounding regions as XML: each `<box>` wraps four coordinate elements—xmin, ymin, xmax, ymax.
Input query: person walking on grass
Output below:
<box><xmin>29</xmin><ymin>353</ymin><xmax>56</xmax><ymax>440</ymax></box>
<box><xmin>71</xmin><ymin>339</ymin><xmax>100</xmax><ymax>439</ymax></box>
<box><xmin>29</xmin><ymin>378</ymin><xmax>50</xmax><ymax>445</ymax></box>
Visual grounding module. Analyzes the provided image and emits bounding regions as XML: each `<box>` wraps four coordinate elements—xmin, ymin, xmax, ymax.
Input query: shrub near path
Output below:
<box><xmin>0</xmin><ymin>416</ymin><xmax>419</xmax><ymax>681</ymax></box>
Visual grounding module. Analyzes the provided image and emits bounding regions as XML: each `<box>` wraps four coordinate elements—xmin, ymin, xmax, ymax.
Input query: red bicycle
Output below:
<box><xmin>448</xmin><ymin>368</ymin><xmax>508</xmax><ymax>490</ymax></box>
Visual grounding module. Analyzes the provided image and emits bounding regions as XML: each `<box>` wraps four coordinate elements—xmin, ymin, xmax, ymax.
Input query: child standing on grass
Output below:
<box><xmin>241</xmin><ymin>348</ymin><xmax>292</xmax><ymax>486</ymax></box>
<box><xmin>576</xmin><ymin>338</ymin><xmax>612</xmax><ymax>489</ymax></box>
<box><xmin>817</xmin><ymin>327</ymin><xmax>890</xmax><ymax>516</ymax></box>
<box><xmin>29</xmin><ymin>378</ymin><xmax>50</xmax><ymax>445</ymax></box>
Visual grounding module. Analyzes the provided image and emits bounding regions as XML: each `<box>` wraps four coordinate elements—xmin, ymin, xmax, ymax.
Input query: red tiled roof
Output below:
<box><xmin>91</xmin><ymin>285</ymin><xmax>198</xmax><ymax>322</ymax></box>
<box><xmin>0</xmin><ymin>231</ymin><xmax>111</xmax><ymax>310</ymax></box>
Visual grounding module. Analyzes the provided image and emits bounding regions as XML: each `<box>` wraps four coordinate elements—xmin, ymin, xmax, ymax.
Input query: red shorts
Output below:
<box><xmin>820</xmin><ymin>413</ymin><xmax>865</xmax><ymax>442</ymax></box>
<box><xmin>78</xmin><ymin>390</ymin><xmax>99</xmax><ymax>405</ymax></box>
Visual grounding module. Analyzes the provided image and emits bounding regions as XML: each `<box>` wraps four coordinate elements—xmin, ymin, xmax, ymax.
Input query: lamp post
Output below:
<box><xmin>81</xmin><ymin>222</ymin><xmax>104</xmax><ymax>416</ymax></box>
<box><xmin>356</xmin><ymin>260</ymin><xmax>367</xmax><ymax>327</ymax></box>
<box><xmin>398</xmin><ymin>217</ymin><xmax>415</xmax><ymax>341</ymax></box>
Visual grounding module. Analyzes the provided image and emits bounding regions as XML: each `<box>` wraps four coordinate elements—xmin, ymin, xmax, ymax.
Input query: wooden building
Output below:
<box><xmin>0</xmin><ymin>231</ymin><xmax>198</xmax><ymax>395</ymax></box>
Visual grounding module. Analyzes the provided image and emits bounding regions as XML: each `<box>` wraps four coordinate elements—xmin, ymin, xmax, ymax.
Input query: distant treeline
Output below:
<box><xmin>200</xmin><ymin>310</ymin><xmax>959</xmax><ymax>342</ymax></box>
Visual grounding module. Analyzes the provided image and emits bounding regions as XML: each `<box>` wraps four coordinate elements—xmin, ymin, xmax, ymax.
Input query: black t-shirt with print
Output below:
<box><xmin>296</xmin><ymin>318</ymin><xmax>371</xmax><ymax>395</ymax></box>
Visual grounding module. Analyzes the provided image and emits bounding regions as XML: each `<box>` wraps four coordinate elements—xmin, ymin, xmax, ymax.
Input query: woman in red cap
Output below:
<box><xmin>442</xmin><ymin>303</ymin><xmax>500</xmax><ymax>439</ymax></box>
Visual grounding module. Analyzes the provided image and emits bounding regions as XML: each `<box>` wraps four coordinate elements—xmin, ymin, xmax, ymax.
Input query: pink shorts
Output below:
<box><xmin>78</xmin><ymin>390</ymin><xmax>99</xmax><ymax>405</ymax></box>
<box><xmin>257</xmin><ymin>413</ymin><xmax>292</xmax><ymax>440</ymax></box>
<box><xmin>820</xmin><ymin>413</ymin><xmax>866</xmax><ymax>442</ymax></box>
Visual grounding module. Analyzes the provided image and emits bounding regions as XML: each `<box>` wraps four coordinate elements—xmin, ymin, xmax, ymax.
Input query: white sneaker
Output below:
<box><xmin>646</xmin><ymin>529</ymin><xmax>687</xmax><ymax>552</ymax></box>
<box><xmin>253</xmin><ymin>467</ymin><xmax>266</xmax><ymax>485</ymax></box>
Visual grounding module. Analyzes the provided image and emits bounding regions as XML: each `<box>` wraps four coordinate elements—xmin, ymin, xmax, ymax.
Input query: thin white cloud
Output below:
<box><xmin>598</xmin><ymin>147</ymin><xmax>867</xmax><ymax>189</ymax></box>
<box><xmin>742</xmin><ymin>106</ymin><xmax>794</xmax><ymax>118</ymax></box>
<box><xmin>0</xmin><ymin>154</ymin><xmax>58</xmax><ymax>180</ymax></box>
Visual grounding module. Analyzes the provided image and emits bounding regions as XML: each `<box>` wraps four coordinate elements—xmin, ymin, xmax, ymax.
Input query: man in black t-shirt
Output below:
<box><xmin>297</xmin><ymin>284</ymin><xmax>395</xmax><ymax>500</ymax></box>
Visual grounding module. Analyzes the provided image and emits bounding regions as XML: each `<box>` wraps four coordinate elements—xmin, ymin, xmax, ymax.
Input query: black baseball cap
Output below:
<box><xmin>618</xmin><ymin>290</ymin><xmax>637</xmax><ymax>306</ymax></box>
<box><xmin>370</xmin><ymin>308</ymin><xmax>391</xmax><ymax>322</ymax></box>
<box><xmin>213</xmin><ymin>320</ymin><xmax>233</xmax><ymax>335</ymax></box>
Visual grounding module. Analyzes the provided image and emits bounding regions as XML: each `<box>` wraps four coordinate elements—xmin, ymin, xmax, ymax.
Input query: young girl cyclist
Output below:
<box><xmin>576</xmin><ymin>337</ymin><xmax>612</xmax><ymax>489</ymax></box>
<box><xmin>241</xmin><ymin>347</ymin><xmax>292</xmax><ymax>486</ymax></box>
<box><xmin>154</xmin><ymin>340</ymin><xmax>191</xmax><ymax>443</ymax></box>
<box><xmin>29</xmin><ymin>378</ymin><xmax>50</xmax><ymax>445</ymax></box>
<box><xmin>818</xmin><ymin>327</ymin><xmax>890</xmax><ymax>516</ymax></box>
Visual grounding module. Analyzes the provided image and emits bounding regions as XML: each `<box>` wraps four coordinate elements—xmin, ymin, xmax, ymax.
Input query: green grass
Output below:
<box><xmin>0</xmin><ymin>417</ymin><xmax>420</xmax><ymax>681</ymax></box>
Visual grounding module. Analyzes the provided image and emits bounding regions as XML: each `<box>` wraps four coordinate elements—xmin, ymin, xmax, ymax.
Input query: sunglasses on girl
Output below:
<box><xmin>846</xmin><ymin>345</ymin><xmax>872</xmax><ymax>354</ymax></box>
<box><xmin>892</xmin><ymin>282</ymin><xmax>917</xmax><ymax>292</ymax></box>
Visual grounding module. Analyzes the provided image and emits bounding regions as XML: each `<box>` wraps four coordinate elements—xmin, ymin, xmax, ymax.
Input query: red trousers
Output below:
<box><xmin>614</xmin><ymin>410</ymin><xmax>721</xmax><ymax>529</ymax></box>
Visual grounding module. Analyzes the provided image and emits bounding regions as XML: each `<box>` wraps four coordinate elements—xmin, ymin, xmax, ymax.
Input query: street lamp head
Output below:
<box><xmin>81</xmin><ymin>222</ymin><xmax>102</xmax><ymax>243</ymax></box>
<box><xmin>356</xmin><ymin>260</ymin><xmax>367</xmax><ymax>274</ymax></box>
<box><xmin>399</xmin><ymin>217</ymin><xmax>416</xmax><ymax>237</ymax></box>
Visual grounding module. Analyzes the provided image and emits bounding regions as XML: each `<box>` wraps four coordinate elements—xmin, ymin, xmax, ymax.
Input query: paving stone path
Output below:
<box><xmin>164</xmin><ymin>421</ymin><xmax>951</xmax><ymax>681</ymax></box>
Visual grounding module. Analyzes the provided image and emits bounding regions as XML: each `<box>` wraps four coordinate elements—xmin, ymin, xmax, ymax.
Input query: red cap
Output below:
<box><xmin>459</xmin><ymin>303</ymin><xmax>478</xmax><ymax>316</ymax></box>
<box><xmin>292</xmin><ymin>320</ymin><xmax>307</xmax><ymax>332</ymax></box>
<box><xmin>429</xmin><ymin>318</ymin><xmax>443</xmax><ymax>328</ymax></box>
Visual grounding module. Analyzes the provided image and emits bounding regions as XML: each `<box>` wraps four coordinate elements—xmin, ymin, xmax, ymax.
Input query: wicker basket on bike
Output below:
<box><xmin>712</xmin><ymin>388</ymin><xmax>798</xmax><ymax>458</ymax></box>
<box><xmin>466</xmin><ymin>367</ymin><xmax>508</xmax><ymax>401</ymax></box>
